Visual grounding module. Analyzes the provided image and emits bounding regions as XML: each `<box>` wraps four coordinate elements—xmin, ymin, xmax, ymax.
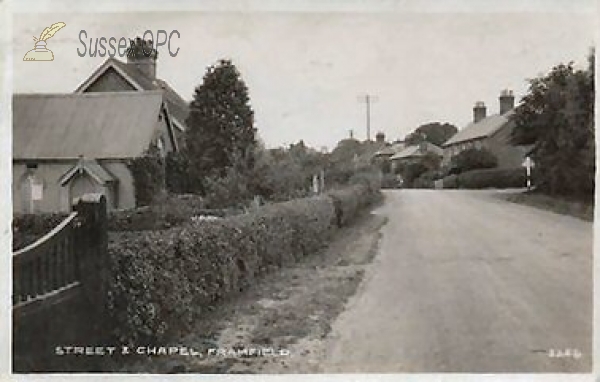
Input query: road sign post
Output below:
<box><xmin>522</xmin><ymin>156</ymin><xmax>534</xmax><ymax>191</ymax></box>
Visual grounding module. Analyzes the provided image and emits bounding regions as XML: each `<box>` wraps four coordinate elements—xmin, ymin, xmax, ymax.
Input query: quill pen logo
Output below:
<box><xmin>23</xmin><ymin>22</ymin><xmax>66</xmax><ymax>61</ymax></box>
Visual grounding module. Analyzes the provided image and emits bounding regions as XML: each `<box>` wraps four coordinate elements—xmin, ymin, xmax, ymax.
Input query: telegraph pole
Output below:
<box><xmin>358</xmin><ymin>94</ymin><xmax>378</xmax><ymax>141</ymax></box>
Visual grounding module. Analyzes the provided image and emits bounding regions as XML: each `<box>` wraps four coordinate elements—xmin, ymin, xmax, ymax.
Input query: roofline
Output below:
<box><xmin>171</xmin><ymin>117</ymin><xmax>186</xmax><ymax>132</ymax></box>
<box><xmin>443</xmin><ymin>112</ymin><xmax>515</xmax><ymax>147</ymax></box>
<box><xmin>160</xmin><ymin>103</ymin><xmax>179</xmax><ymax>153</ymax></box>
<box><xmin>14</xmin><ymin>157</ymin><xmax>138</xmax><ymax>162</ymax></box>
<box><xmin>443</xmin><ymin>136</ymin><xmax>487</xmax><ymax>148</ymax></box>
<box><xmin>71</xmin><ymin>57</ymin><xmax>188</xmax><ymax>132</ymax></box>
<box><xmin>59</xmin><ymin>161</ymin><xmax>116</xmax><ymax>186</ymax></box>
<box><xmin>14</xmin><ymin>90</ymin><xmax>164</xmax><ymax>99</ymax></box>
<box><xmin>391</xmin><ymin>152</ymin><xmax>442</xmax><ymax>160</ymax></box>
<box><xmin>74</xmin><ymin>58</ymin><xmax>144</xmax><ymax>93</ymax></box>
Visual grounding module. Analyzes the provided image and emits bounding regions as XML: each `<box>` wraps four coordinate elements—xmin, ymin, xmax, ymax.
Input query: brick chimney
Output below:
<box><xmin>499</xmin><ymin>89</ymin><xmax>515</xmax><ymax>115</ymax></box>
<box><xmin>126</xmin><ymin>37</ymin><xmax>158</xmax><ymax>79</ymax></box>
<box><xmin>473</xmin><ymin>101</ymin><xmax>486</xmax><ymax>123</ymax></box>
<box><xmin>376</xmin><ymin>131</ymin><xmax>385</xmax><ymax>143</ymax></box>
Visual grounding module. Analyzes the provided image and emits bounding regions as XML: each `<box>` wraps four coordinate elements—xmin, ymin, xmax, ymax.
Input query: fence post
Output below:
<box><xmin>73</xmin><ymin>193</ymin><xmax>108</xmax><ymax>338</ymax></box>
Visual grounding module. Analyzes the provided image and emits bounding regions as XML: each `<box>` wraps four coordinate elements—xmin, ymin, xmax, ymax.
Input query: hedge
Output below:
<box><xmin>108</xmin><ymin>194</ymin><xmax>242</xmax><ymax>231</ymax></box>
<box><xmin>442</xmin><ymin>167</ymin><xmax>527</xmax><ymax>189</ymax></box>
<box><xmin>381</xmin><ymin>173</ymin><xmax>401</xmax><ymax>189</ymax></box>
<box><xmin>12</xmin><ymin>213</ymin><xmax>69</xmax><ymax>250</ymax></box>
<box><xmin>441</xmin><ymin>174</ymin><xmax>459</xmax><ymax>189</ymax></box>
<box><xmin>107</xmin><ymin>188</ymin><xmax>376</xmax><ymax>345</ymax></box>
<box><xmin>328</xmin><ymin>185</ymin><xmax>369</xmax><ymax>227</ymax></box>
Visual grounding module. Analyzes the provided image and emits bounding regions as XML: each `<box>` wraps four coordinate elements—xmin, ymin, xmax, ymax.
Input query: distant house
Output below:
<box><xmin>390</xmin><ymin>141</ymin><xmax>443</xmax><ymax>171</ymax></box>
<box><xmin>373</xmin><ymin>141</ymin><xmax>406</xmax><ymax>161</ymax></box>
<box><xmin>12</xmin><ymin>91</ymin><xmax>178</xmax><ymax>213</ymax></box>
<box><xmin>73</xmin><ymin>38</ymin><xmax>189</xmax><ymax>147</ymax></box>
<box><xmin>442</xmin><ymin>90</ymin><xmax>529</xmax><ymax>168</ymax></box>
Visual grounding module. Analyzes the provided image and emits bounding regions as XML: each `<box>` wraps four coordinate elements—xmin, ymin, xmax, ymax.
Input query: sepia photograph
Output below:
<box><xmin>6</xmin><ymin>0</ymin><xmax>596</xmax><ymax>376</ymax></box>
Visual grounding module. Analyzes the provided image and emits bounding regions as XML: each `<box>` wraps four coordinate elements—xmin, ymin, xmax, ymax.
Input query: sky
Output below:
<box><xmin>11</xmin><ymin>0</ymin><xmax>597</xmax><ymax>151</ymax></box>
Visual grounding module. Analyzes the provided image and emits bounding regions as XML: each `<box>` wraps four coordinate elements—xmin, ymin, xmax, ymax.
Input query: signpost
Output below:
<box><xmin>522</xmin><ymin>156</ymin><xmax>534</xmax><ymax>190</ymax></box>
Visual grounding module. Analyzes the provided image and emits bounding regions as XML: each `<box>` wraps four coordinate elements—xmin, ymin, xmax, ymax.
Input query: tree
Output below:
<box><xmin>450</xmin><ymin>147</ymin><xmax>498</xmax><ymax>173</ymax></box>
<box><xmin>246</xmin><ymin>140</ymin><xmax>329</xmax><ymax>201</ymax></box>
<box><xmin>511</xmin><ymin>50</ymin><xmax>594</xmax><ymax>197</ymax></box>
<box><xmin>397</xmin><ymin>153</ymin><xmax>442</xmax><ymax>188</ymax></box>
<box><xmin>185</xmin><ymin>59</ymin><xmax>257</xmax><ymax>192</ymax></box>
<box><xmin>405</xmin><ymin>122</ymin><xmax>458</xmax><ymax>146</ymax></box>
<box><xmin>330</xmin><ymin>138</ymin><xmax>362</xmax><ymax>163</ymax></box>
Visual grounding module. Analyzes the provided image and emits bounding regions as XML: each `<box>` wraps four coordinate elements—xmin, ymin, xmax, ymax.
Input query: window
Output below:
<box><xmin>20</xmin><ymin>172</ymin><xmax>44</xmax><ymax>213</ymax></box>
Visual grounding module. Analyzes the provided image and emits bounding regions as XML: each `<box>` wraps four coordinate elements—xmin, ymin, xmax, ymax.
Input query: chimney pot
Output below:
<box><xmin>126</xmin><ymin>37</ymin><xmax>158</xmax><ymax>79</ymax></box>
<box><xmin>473</xmin><ymin>101</ymin><xmax>487</xmax><ymax>123</ymax></box>
<box><xmin>499</xmin><ymin>89</ymin><xmax>515</xmax><ymax>114</ymax></box>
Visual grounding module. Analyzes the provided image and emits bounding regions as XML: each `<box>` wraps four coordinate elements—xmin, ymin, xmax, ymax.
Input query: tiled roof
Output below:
<box><xmin>390</xmin><ymin>142</ymin><xmax>443</xmax><ymax>160</ymax></box>
<box><xmin>13</xmin><ymin>91</ymin><xmax>165</xmax><ymax>159</ymax></box>
<box><xmin>374</xmin><ymin>142</ymin><xmax>406</xmax><ymax>157</ymax></box>
<box><xmin>76</xmin><ymin>58</ymin><xmax>190</xmax><ymax>130</ymax></box>
<box><xmin>444</xmin><ymin>111</ymin><xmax>514</xmax><ymax>147</ymax></box>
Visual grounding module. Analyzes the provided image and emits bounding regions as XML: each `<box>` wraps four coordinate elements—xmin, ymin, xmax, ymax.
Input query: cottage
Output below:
<box><xmin>12</xmin><ymin>91</ymin><xmax>178</xmax><ymax>213</ymax></box>
<box><xmin>390</xmin><ymin>141</ymin><xmax>443</xmax><ymax>171</ymax></box>
<box><xmin>442</xmin><ymin>90</ymin><xmax>529</xmax><ymax>168</ymax></box>
<box><xmin>373</xmin><ymin>141</ymin><xmax>406</xmax><ymax>161</ymax></box>
<box><xmin>74</xmin><ymin>38</ymin><xmax>189</xmax><ymax>147</ymax></box>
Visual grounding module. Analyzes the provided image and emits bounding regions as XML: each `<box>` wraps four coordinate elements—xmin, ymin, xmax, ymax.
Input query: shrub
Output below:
<box><xmin>108</xmin><ymin>194</ymin><xmax>214</xmax><ymax>231</ymax></box>
<box><xmin>456</xmin><ymin>167</ymin><xmax>527</xmax><ymax>189</ymax></box>
<box><xmin>277</xmin><ymin>196</ymin><xmax>335</xmax><ymax>258</ymax></box>
<box><xmin>165</xmin><ymin>152</ymin><xmax>191</xmax><ymax>194</ymax></box>
<box><xmin>400</xmin><ymin>162</ymin><xmax>428</xmax><ymax>188</ymax></box>
<box><xmin>349</xmin><ymin>169</ymin><xmax>382</xmax><ymax>193</ymax></box>
<box><xmin>328</xmin><ymin>184</ymin><xmax>372</xmax><ymax>227</ymax></box>
<box><xmin>107</xmin><ymin>193</ymin><xmax>344</xmax><ymax>345</ymax></box>
<box><xmin>381</xmin><ymin>173</ymin><xmax>401</xmax><ymax>189</ymax></box>
<box><xmin>127</xmin><ymin>151</ymin><xmax>166</xmax><ymax>207</ymax></box>
<box><xmin>450</xmin><ymin>147</ymin><xmax>498</xmax><ymax>174</ymax></box>
<box><xmin>12</xmin><ymin>213</ymin><xmax>69</xmax><ymax>249</ymax></box>
<box><xmin>441</xmin><ymin>174</ymin><xmax>459</xmax><ymax>189</ymax></box>
<box><xmin>413</xmin><ymin>169</ymin><xmax>439</xmax><ymax>189</ymax></box>
<box><xmin>203</xmin><ymin>166</ymin><xmax>253</xmax><ymax>209</ymax></box>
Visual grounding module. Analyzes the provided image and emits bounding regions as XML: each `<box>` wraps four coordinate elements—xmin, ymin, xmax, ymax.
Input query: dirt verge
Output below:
<box><xmin>497</xmin><ymin>191</ymin><xmax>593</xmax><ymax>221</ymax></box>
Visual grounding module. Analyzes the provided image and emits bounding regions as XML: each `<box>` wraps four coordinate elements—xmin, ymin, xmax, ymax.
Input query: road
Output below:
<box><xmin>321</xmin><ymin>190</ymin><xmax>592</xmax><ymax>373</ymax></box>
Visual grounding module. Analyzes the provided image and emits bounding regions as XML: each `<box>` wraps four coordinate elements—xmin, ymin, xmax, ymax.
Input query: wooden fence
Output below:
<box><xmin>12</xmin><ymin>193</ymin><xmax>109</xmax><ymax>372</ymax></box>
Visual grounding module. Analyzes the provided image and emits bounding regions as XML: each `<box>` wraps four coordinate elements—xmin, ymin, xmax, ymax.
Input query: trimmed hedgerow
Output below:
<box><xmin>441</xmin><ymin>168</ymin><xmax>527</xmax><ymax>189</ymax></box>
<box><xmin>457</xmin><ymin>167</ymin><xmax>527</xmax><ymax>189</ymax></box>
<box><xmin>442</xmin><ymin>168</ymin><xmax>531</xmax><ymax>189</ymax></box>
<box><xmin>107</xmin><ymin>190</ymin><xmax>371</xmax><ymax>345</ymax></box>
<box><xmin>441</xmin><ymin>174</ymin><xmax>459</xmax><ymax>189</ymax></box>
<box><xmin>328</xmin><ymin>184</ymin><xmax>371</xmax><ymax>227</ymax></box>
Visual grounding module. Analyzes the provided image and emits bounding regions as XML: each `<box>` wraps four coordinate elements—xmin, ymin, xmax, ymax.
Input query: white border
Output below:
<box><xmin>3</xmin><ymin>1</ymin><xmax>599</xmax><ymax>381</ymax></box>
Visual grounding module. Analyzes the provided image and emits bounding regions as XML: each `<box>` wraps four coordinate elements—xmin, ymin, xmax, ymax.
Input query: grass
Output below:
<box><xmin>501</xmin><ymin>191</ymin><xmax>594</xmax><ymax>222</ymax></box>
